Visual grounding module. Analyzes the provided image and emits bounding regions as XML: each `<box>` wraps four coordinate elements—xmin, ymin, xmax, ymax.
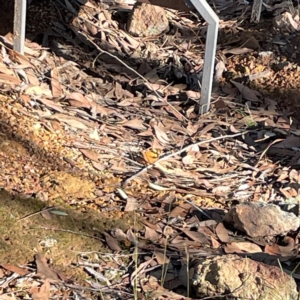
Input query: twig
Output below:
<box><xmin>17</xmin><ymin>206</ymin><xmax>56</xmax><ymax>222</ymax></box>
<box><xmin>123</xmin><ymin>131</ymin><xmax>247</xmax><ymax>185</ymax></box>
<box><xmin>256</xmin><ymin>138</ymin><xmax>284</xmax><ymax>166</ymax></box>
<box><xmin>80</xmin><ymin>31</ymin><xmax>188</xmax><ymax>122</ymax></box>
<box><xmin>35</xmin><ymin>226</ymin><xmax>105</xmax><ymax>242</ymax></box>
<box><xmin>184</xmin><ymin>199</ymin><xmax>211</xmax><ymax>219</ymax></box>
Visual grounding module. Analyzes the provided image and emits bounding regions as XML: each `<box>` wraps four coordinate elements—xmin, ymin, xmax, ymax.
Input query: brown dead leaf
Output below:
<box><xmin>34</xmin><ymin>254</ymin><xmax>61</xmax><ymax>281</ymax></box>
<box><xmin>154</xmin><ymin>251</ymin><xmax>170</xmax><ymax>265</ymax></box>
<box><xmin>185</xmin><ymin>90</ymin><xmax>201</xmax><ymax>99</ymax></box>
<box><xmin>211</xmin><ymin>236</ymin><xmax>221</xmax><ymax>249</ymax></box>
<box><xmin>1</xmin><ymin>264</ymin><xmax>30</xmax><ymax>276</ymax></box>
<box><xmin>66</xmin><ymin>92</ymin><xmax>91</xmax><ymax>109</ymax></box>
<box><xmin>79</xmin><ymin>149</ymin><xmax>100</xmax><ymax>162</ymax></box>
<box><xmin>96</xmin><ymin>104</ymin><xmax>115</xmax><ymax>116</ymax></box>
<box><xmin>50</xmin><ymin>68</ymin><xmax>62</xmax><ymax>98</ymax></box>
<box><xmin>51</xmin><ymin>114</ymin><xmax>89</xmax><ymax>130</ymax></box>
<box><xmin>9</xmin><ymin>49</ymin><xmax>35</xmax><ymax>68</ymax></box>
<box><xmin>152</xmin><ymin>125</ymin><xmax>170</xmax><ymax>144</ymax></box>
<box><xmin>118</xmin><ymin>97</ymin><xmax>141</xmax><ymax>107</ymax></box>
<box><xmin>0</xmin><ymin>73</ymin><xmax>22</xmax><ymax>85</ymax></box>
<box><xmin>142</xmin><ymin>220</ymin><xmax>163</xmax><ymax>233</ymax></box>
<box><xmin>41</xmin><ymin>209</ymin><xmax>52</xmax><ymax>221</ymax></box>
<box><xmin>115</xmin><ymin>81</ymin><xmax>124</xmax><ymax>100</ymax></box>
<box><xmin>127</xmin><ymin>228</ymin><xmax>138</xmax><ymax>245</ymax></box>
<box><xmin>215</xmin><ymin>222</ymin><xmax>230</xmax><ymax>243</ymax></box>
<box><xmin>24</xmin><ymin>85</ymin><xmax>52</xmax><ymax>97</ymax></box>
<box><xmin>26</xmin><ymin>69</ymin><xmax>40</xmax><ymax>86</ymax></box>
<box><xmin>37</xmin><ymin>98</ymin><xmax>64</xmax><ymax>112</ymax></box>
<box><xmin>264</xmin><ymin>243</ymin><xmax>282</xmax><ymax>256</ymax></box>
<box><xmin>163</xmin><ymin>105</ymin><xmax>185</xmax><ymax>121</ymax></box>
<box><xmin>278</xmin><ymin>237</ymin><xmax>297</xmax><ymax>256</ymax></box>
<box><xmin>0</xmin><ymin>62</ymin><xmax>15</xmax><ymax>76</ymax></box>
<box><xmin>125</xmin><ymin>197</ymin><xmax>138</xmax><ymax>211</ymax></box>
<box><xmin>169</xmin><ymin>203</ymin><xmax>193</xmax><ymax>218</ymax></box>
<box><xmin>144</xmin><ymin>226</ymin><xmax>160</xmax><ymax>242</ymax></box>
<box><xmin>265</xmin><ymin>237</ymin><xmax>296</xmax><ymax>257</ymax></box>
<box><xmin>123</xmin><ymin>118</ymin><xmax>147</xmax><ymax>131</ymax></box>
<box><xmin>31</xmin><ymin>279</ymin><xmax>50</xmax><ymax>300</ymax></box>
<box><xmin>182</xmin><ymin>228</ymin><xmax>210</xmax><ymax>245</ymax></box>
<box><xmin>224</xmin><ymin>242</ymin><xmax>262</xmax><ymax>254</ymax></box>
<box><xmin>91</xmin><ymin>160</ymin><xmax>105</xmax><ymax>171</ymax></box>
<box><xmin>103</xmin><ymin>232</ymin><xmax>122</xmax><ymax>251</ymax></box>
<box><xmin>231</xmin><ymin>81</ymin><xmax>263</xmax><ymax>102</ymax></box>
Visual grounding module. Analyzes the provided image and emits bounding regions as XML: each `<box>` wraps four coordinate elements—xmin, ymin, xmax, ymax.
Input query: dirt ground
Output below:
<box><xmin>1</xmin><ymin>0</ymin><xmax>300</xmax><ymax>298</ymax></box>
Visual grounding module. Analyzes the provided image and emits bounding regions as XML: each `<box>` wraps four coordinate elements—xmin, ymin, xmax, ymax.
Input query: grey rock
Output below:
<box><xmin>223</xmin><ymin>202</ymin><xmax>300</xmax><ymax>238</ymax></box>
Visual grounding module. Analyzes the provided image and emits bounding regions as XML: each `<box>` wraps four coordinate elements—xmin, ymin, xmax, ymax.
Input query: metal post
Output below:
<box><xmin>14</xmin><ymin>0</ymin><xmax>27</xmax><ymax>54</ymax></box>
<box><xmin>190</xmin><ymin>0</ymin><xmax>219</xmax><ymax>114</ymax></box>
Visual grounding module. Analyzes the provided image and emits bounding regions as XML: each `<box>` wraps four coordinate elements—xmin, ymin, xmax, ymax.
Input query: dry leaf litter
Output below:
<box><xmin>1</xmin><ymin>0</ymin><xmax>300</xmax><ymax>299</ymax></box>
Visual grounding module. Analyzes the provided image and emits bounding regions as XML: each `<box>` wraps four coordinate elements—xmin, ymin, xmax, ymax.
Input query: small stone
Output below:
<box><xmin>127</xmin><ymin>3</ymin><xmax>169</xmax><ymax>37</ymax></box>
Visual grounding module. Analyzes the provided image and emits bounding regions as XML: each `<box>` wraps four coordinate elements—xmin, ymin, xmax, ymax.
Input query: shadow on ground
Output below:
<box><xmin>0</xmin><ymin>188</ymin><xmax>138</xmax><ymax>280</ymax></box>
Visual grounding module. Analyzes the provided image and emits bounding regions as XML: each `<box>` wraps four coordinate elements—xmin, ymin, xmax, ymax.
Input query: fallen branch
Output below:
<box><xmin>123</xmin><ymin>131</ymin><xmax>247</xmax><ymax>185</ymax></box>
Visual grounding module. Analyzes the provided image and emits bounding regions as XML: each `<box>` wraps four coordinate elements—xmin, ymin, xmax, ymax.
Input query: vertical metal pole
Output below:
<box><xmin>14</xmin><ymin>0</ymin><xmax>27</xmax><ymax>54</ymax></box>
<box><xmin>190</xmin><ymin>0</ymin><xmax>219</xmax><ymax>114</ymax></box>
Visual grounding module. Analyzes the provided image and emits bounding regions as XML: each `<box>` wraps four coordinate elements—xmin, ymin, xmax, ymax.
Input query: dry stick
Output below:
<box><xmin>255</xmin><ymin>138</ymin><xmax>284</xmax><ymax>166</ymax></box>
<box><xmin>80</xmin><ymin>31</ymin><xmax>189</xmax><ymax>123</ymax></box>
<box><xmin>123</xmin><ymin>131</ymin><xmax>247</xmax><ymax>185</ymax></box>
<box><xmin>17</xmin><ymin>206</ymin><xmax>56</xmax><ymax>222</ymax></box>
<box><xmin>36</xmin><ymin>226</ymin><xmax>105</xmax><ymax>242</ymax></box>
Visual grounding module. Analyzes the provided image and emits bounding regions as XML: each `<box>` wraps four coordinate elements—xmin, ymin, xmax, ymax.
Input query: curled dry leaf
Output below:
<box><xmin>31</xmin><ymin>279</ymin><xmax>50</xmax><ymax>300</ymax></box>
<box><xmin>152</xmin><ymin>125</ymin><xmax>170</xmax><ymax>144</ymax></box>
<box><xmin>50</xmin><ymin>68</ymin><xmax>62</xmax><ymax>98</ymax></box>
<box><xmin>265</xmin><ymin>237</ymin><xmax>296</xmax><ymax>257</ymax></box>
<box><xmin>127</xmin><ymin>228</ymin><xmax>138</xmax><ymax>245</ymax></box>
<box><xmin>34</xmin><ymin>254</ymin><xmax>61</xmax><ymax>281</ymax></box>
<box><xmin>103</xmin><ymin>232</ymin><xmax>122</xmax><ymax>251</ymax></box>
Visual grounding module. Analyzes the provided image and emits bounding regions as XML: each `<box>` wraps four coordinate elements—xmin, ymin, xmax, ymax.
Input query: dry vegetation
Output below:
<box><xmin>0</xmin><ymin>0</ymin><xmax>300</xmax><ymax>299</ymax></box>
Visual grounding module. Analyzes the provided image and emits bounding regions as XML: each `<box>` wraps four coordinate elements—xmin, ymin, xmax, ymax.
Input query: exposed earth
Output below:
<box><xmin>0</xmin><ymin>0</ymin><xmax>300</xmax><ymax>299</ymax></box>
